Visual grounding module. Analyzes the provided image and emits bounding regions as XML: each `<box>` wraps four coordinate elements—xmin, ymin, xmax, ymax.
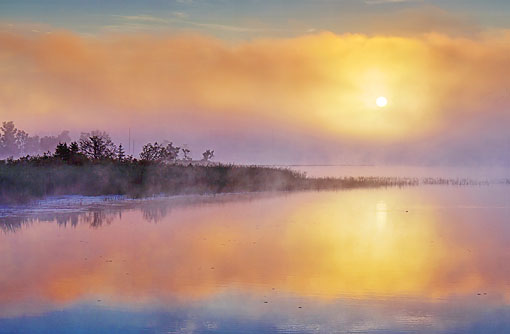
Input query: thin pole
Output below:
<box><xmin>128</xmin><ymin>128</ymin><xmax>131</xmax><ymax>155</ymax></box>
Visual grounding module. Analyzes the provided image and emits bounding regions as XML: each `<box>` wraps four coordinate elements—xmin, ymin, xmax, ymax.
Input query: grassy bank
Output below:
<box><xmin>0</xmin><ymin>160</ymin><xmax>417</xmax><ymax>204</ymax></box>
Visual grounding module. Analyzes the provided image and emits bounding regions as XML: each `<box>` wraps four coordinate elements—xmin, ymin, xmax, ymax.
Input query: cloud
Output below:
<box><xmin>1</xmin><ymin>27</ymin><xmax>510</xmax><ymax>163</ymax></box>
<box><xmin>365</xmin><ymin>6</ymin><xmax>481</xmax><ymax>36</ymax></box>
<box><xmin>111</xmin><ymin>14</ymin><xmax>170</xmax><ymax>23</ymax></box>
<box><xmin>171</xmin><ymin>11</ymin><xmax>189</xmax><ymax>19</ymax></box>
<box><xmin>185</xmin><ymin>21</ymin><xmax>270</xmax><ymax>32</ymax></box>
<box><xmin>109</xmin><ymin>13</ymin><xmax>277</xmax><ymax>34</ymax></box>
<box><xmin>364</xmin><ymin>0</ymin><xmax>422</xmax><ymax>5</ymax></box>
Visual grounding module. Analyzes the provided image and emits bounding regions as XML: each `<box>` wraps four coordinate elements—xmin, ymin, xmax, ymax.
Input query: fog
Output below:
<box><xmin>2</xmin><ymin>30</ymin><xmax>510</xmax><ymax>165</ymax></box>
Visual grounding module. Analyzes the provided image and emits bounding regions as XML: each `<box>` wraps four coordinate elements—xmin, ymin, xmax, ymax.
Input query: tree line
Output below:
<box><xmin>0</xmin><ymin>121</ymin><xmax>214</xmax><ymax>163</ymax></box>
<box><xmin>0</xmin><ymin>121</ymin><xmax>418</xmax><ymax>205</ymax></box>
<box><xmin>0</xmin><ymin>121</ymin><xmax>71</xmax><ymax>158</ymax></box>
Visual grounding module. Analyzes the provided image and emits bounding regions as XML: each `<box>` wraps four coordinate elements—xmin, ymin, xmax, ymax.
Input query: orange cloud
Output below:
<box><xmin>1</xmin><ymin>28</ymin><xmax>510</xmax><ymax>153</ymax></box>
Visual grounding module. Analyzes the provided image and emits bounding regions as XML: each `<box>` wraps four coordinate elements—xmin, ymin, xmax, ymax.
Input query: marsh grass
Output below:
<box><xmin>0</xmin><ymin>160</ymin><xmax>419</xmax><ymax>204</ymax></box>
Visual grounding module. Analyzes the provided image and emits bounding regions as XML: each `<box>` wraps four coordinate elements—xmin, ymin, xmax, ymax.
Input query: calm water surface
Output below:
<box><xmin>1</xmin><ymin>185</ymin><xmax>510</xmax><ymax>333</ymax></box>
<box><xmin>292</xmin><ymin>165</ymin><xmax>510</xmax><ymax>180</ymax></box>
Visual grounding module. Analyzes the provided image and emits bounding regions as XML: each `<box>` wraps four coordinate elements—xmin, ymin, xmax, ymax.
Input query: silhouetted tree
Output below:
<box><xmin>202</xmin><ymin>149</ymin><xmax>214</xmax><ymax>162</ymax></box>
<box><xmin>69</xmin><ymin>141</ymin><xmax>79</xmax><ymax>155</ymax></box>
<box><xmin>117</xmin><ymin>144</ymin><xmax>125</xmax><ymax>161</ymax></box>
<box><xmin>181</xmin><ymin>148</ymin><xmax>192</xmax><ymax>161</ymax></box>
<box><xmin>55</xmin><ymin>143</ymin><xmax>71</xmax><ymax>161</ymax></box>
<box><xmin>165</xmin><ymin>142</ymin><xmax>180</xmax><ymax>161</ymax></box>
<box><xmin>0</xmin><ymin>121</ymin><xmax>71</xmax><ymax>158</ymax></box>
<box><xmin>79</xmin><ymin>131</ymin><xmax>117</xmax><ymax>160</ymax></box>
<box><xmin>15</xmin><ymin>130</ymin><xmax>29</xmax><ymax>156</ymax></box>
<box><xmin>67</xmin><ymin>141</ymin><xmax>85</xmax><ymax>164</ymax></box>
<box><xmin>0</xmin><ymin>121</ymin><xmax>19</xmax><ymax>157</ymax></box>
<box><xmin>140</xmin><ymin>142</ymin><xmax>166</xmax><ymax>162</ymax></box>
<box><xmin>140</xmin><ymin>142</ymin><xmax>180</xmax><ymax>162</ymax></box>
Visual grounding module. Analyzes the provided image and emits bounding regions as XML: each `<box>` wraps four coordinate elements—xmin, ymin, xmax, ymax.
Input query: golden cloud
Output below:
<box><xmin>1</xmin><ymin>28</ymin><xmax>510</xmax><ymax>142</ymax></box>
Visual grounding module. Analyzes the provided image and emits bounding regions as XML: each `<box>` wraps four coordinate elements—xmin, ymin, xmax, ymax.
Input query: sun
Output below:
<box><xmin>376</xmin><ymin>96</ymin><xmax>388</xmax><ymax>108</ymax></box>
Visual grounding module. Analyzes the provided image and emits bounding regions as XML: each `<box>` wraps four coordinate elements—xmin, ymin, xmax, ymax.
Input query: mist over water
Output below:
<box><xmin>292</xmin><ymin>165</ymin><xmax>510</xmax><ymax>180</ymax></box>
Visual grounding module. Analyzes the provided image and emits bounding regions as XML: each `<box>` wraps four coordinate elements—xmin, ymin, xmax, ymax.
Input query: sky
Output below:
<box><xmin>1</xmin><ymin>0</ymin><xmax>510</xmax><ymax>165</ymax></box>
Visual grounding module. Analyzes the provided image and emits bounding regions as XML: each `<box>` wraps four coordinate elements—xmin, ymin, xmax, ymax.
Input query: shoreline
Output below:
<box><xmin>0</xmin><ymin>162</ymin><xmax>418</xmax><ymax>205</ymax></box>
<box><xmin>0</xmin><ymin>177</ymin><xmax>504</xmax><ymax>211</ymax></box>
<box><xmin>1</xmin><ymin>161</ymin><xmax>507</xmax><ymax>206</ymax></box>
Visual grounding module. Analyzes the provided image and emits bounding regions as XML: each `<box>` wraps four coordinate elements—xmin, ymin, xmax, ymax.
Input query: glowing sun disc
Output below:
<box><xmin>376</xmin><ymin>96</ymin><xmax>388</xmax><ymax>108</ymax></box>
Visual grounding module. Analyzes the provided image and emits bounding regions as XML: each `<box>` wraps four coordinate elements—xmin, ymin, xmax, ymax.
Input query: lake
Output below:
<box><xmin>1</xmin><ymin>182</ymin><xmax>510</xmax><ymax>333</ymax></box>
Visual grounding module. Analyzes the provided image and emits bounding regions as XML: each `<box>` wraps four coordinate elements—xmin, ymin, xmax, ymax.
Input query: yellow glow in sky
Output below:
<box><xmin>1</xmin><ymin>30</ymin><xmax>510</xmax><ymax>149</ymax></box>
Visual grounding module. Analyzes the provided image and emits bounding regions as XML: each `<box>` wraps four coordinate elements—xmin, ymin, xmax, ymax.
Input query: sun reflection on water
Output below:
<box><xmin>0</xmin><ymin>186</ymin><xmax>509</xmax><ymax>326</ymax></box>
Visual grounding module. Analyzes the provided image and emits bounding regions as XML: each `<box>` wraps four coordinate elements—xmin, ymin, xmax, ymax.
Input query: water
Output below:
<box><xmin>1</xmin><ymin>184</ymin><xmax>510</xmax><ymax>333</ymax></box>
<box><xmin>290</xmin><ymin>165</ymin><xmax>510</xmax><ymax>180</ymax></box>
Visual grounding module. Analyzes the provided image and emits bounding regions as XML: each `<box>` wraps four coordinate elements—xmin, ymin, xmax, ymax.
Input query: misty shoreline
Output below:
<box><xmin>1</xmin><ymin>159</ymin><xmax>505</xmax><ymax>206</ymax></box>
<box><xmin>0</xmin><ymin>160</ymin><xmax>423</xmax><ymax>205</ymax></box>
